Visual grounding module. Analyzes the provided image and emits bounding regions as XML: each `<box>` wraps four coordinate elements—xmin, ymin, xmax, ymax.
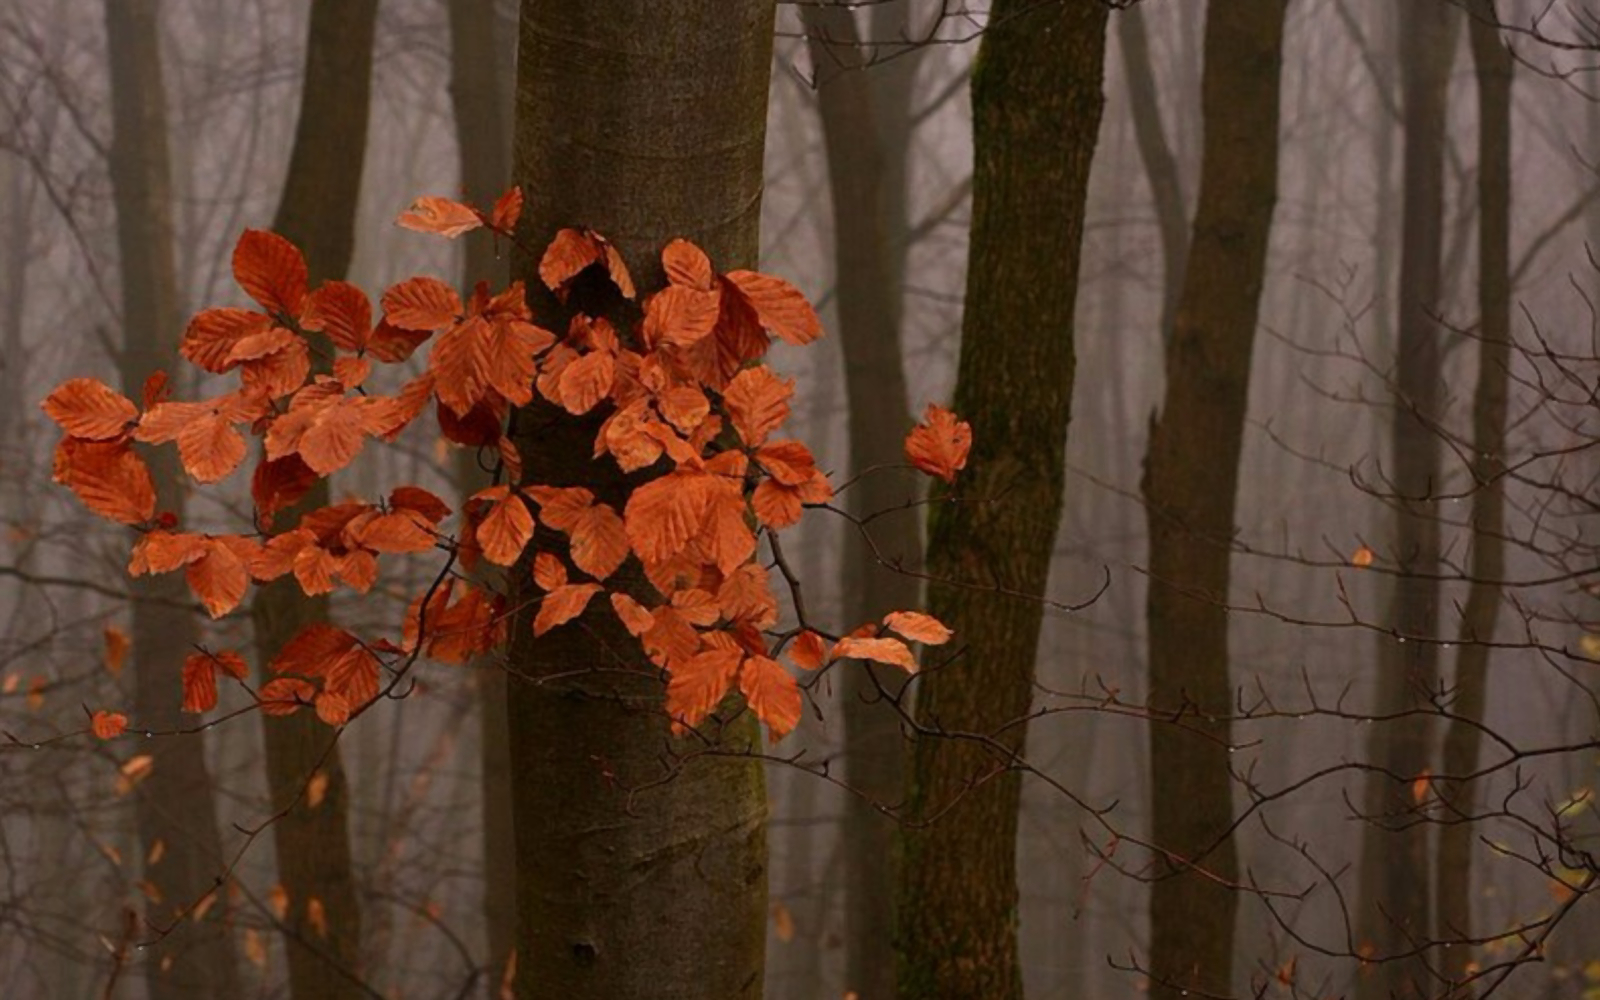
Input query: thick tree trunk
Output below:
<box><xmin>504</xmin><ymin>3</ymin><xmax>775</xmax><ymax>997</ymax></box>
<box><xmin>1117</xmin><ymin>4</ymin><xmax>1189</xmax><ymax>346</ymax></box>
<box><xmin>103</xmin><ymin>3</ymin><xmax>241</xmax><ymax>996</ymax></box>
<box><xmin>444</xmin><ymin>0</ymin><xmax>518</xmax><ymax>988</ymax></box>
<box><xmin>1355</xmin><ymin>7</ymin><xmax>1456</xmax><ymax>999</ymax></box>
<box><xmin>1140</xmin><ymin>2</ymin><xmax>1289</xmax><ymax>997</ymax></box>
<box><xmin>894</xmin><ymin>5</ymin><xmax>1108</xmax><ymax>999</ymax></box>
<box><xmin>250</xmin><ymin>3</ymin><xmax>378</xmax><ymax>996</ymax></box>
<box><xmin>1435</xmin><ymin>4</ymin><xmax>1512</xmax><ymax>994</ymax></box>
<box><xmin>800</xmin><ymin>7</ymin><xmax>922</xmax><ymax>997</ymax></box>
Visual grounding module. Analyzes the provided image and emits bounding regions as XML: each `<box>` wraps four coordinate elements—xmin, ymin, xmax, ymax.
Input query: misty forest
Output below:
<box><xmin>2</xmin><ymin>1</ymin><xmax>1599</xmax><ymax>998</ymax></box>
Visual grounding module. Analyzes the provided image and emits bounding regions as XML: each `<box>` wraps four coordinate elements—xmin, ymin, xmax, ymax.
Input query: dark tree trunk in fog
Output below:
<box><xmin>249</xmin><ymin>3</ymin><xmax>377</xmax><ymax>996</ymax></box>
<box><xmin>505</xmin><ymin>2</ymin><xmax>774</xmax><ymax>996</ymax></box>
<box><xmin>1117</xmin><ymin>4</ymin><xmax>1189</xmax><ymax>346</ymax></box>
<box><xmin>1435</xmin><ymin>4</ymin><xmax>1512</xmax><ymax>992</ymax></box>
<box><xmin>894</xmin><ymin>4</ymin><xmax>1108</xmax><ymax>998</ymax></box>
<box><xmin>445</xmin><ymin>0</ymin><xmax>518</xmax><ymax>987</ymax></box>
<box><xmin>800</xmin><ymin>6</ymin><xmax>924</xmax><ymax>996</ymax></box>
<box><xmin>104</xmin><ymin>3</ymin><xmax>241</xmax><ymax>996</ymax></box>
<box><xmin>1140</xmin><ymin>1</ymin><xmax>1289</xmax><ymax>996</ymax></box>
<box><xmin>1356</xmin><ymin>7</ymin><xmax>1456</xmax><ymax>998</ymax></box>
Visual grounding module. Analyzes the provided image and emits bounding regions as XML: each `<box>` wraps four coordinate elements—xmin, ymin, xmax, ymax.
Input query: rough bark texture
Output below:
<box><xmin>249</xmin><ymin>3</ymin><xmax>377</xmax><ymax>996</ymax></box>
<box><xmin>1117</xmin><ymin>4</ymin><xmax>1189</xmax><ymax>346</ymax></box>
<box><xmin>103</xmin><ymin>3</ymin><xmax>241</xmax><ymax>996</ymax></box>
<box><xmin>1435</xmin><ymin>4</ymin><xmax>1512</xmax><ymax>993</ymax></box>
<box><xmin>1140</xmin><ymin>2</ymin><xmax>1289</xmax><ymax>997</ymax></box>
<box><xmin>894</xmin><ymin>5</ymin><xmax>1107</xmax><ymax>998</ymax></box>
<box><xmin>800</xmin><ymin>7</ymin><xmax>922</xmax><ymax>997</ymax></box>
<box><xmin>1355</xmin><ymin>7</ymin><xmax>1456</xmax><ymax>998</ymax></box>
<box><xmin>444</xmin><ymin>0</ymin><xmax>518</xmax><ymax>985</ymax></box>
<box><xmin>505</xmin><ymin>3</ymin><xmax>776</xmax><ymax>997</ymax></box>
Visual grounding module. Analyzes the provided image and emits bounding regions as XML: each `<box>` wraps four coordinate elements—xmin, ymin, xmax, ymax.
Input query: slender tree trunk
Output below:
<box><xmin>1356</xmin><ymin>8</ymin><xmax>1457</xmax><ymax>999</ymax></box>
<box><xmin>250</xmin><ymin>4</ymin><xmax>378</xmax><ymax>996</ymax></box>
<box><xmin>894</xmin><ymin>5</ymin><xmax>1108</xmax><ymax>998</ymax></box>
<box><xmin>1140</xmin><ymin>2</ymin><xmax>1290</xmax><ymax>997</ymax></box>
<box><xmin>800</xmin><ymin>7</ymin><xmax>922</xmax><ymax>996</ymax></box>
<box><xmin>444</xmin><ymin>0</ymin><xmax>518</xmax><ymax>989</ymax></box>
<box><xmin>103</xmin><ymin>3</ymin><xmax>241</xmax><ymax>996</ymax></box>
<box><xmin>504</xmin><ymin>3</ymin><xmax>775</xmax><ymax>997</ymax></box>
<box><xmin>1435</xmin><ymin>5</ymin><xmax>1512</xmax><ymax>994</ymax></box>
<box><xmin>1117</xmin><ymin>4</ymin><xmax>1189</xmax><ymax>346</ymax></box>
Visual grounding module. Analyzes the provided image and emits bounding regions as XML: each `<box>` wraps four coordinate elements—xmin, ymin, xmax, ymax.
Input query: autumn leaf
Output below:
<box><xmin>666</xmin><ymin>646</ymin><xmax>742</xmax><ymax>732</ymax></box>
<box><xmin>1351</xmin><ymin>545</ymin><xmax>1375</xmax><ymax>568</ymax></box>
<box><xmin>662</xmin><ymin>238</ymin><xmax>715</xmax><ymax>291</ymax></box>
<box><xmin>259</xmin><ymin>677</ymin><xmax>316</xmax><ymax>716</ymax></box>
<box><xmin>182</xmin><ymin>653</ymin><xmax>220</xmax><ymax>713</ymax></box>
<box><xmin>490</xmin><ymin>186</ymin><xmax>523</xmax><ymax>232</ymax></box>
<box><xmin>788</xmin><ymin>631</ymin><xmax>825</xmax><ymax>671</ymax></box>
<box><xmin>382</xmin><ymin>276</ymin><xmax>462</xmax><ymax>332</ymax></box>
<box><xmin>233</xmin><ymin>229</ymin><xmax>308</xmax><ymax>318</ymax></box>
<box><xmin>302</xmin><ymin>280</ymin><xmax>373</xmax><ymax>353</ymax></box>
<box><xmin>397</xmin><ymin>195</ymin><xmax>483</xmax><ymax>238</ymax></box>
<box><xmin>187</xmin><ymin>540</ymin><xmax>250</xmax><ymax>618</ymax></box>
<box><xmin>103</xmin><ymin>626</ymin><xmax>130</xmax><ymax>677</ymax></box>
<box><xmin>41</xmin><ymin>379</ymin><xmax>138</xmax><ymax>441</ymax></box>
<box><xmin>740</xmin><ymin>655</ymin><xmax>801</xmax><ymax>739</ymax></box>
<box><xmin>91</xmin><ymin>710</ymin><xmax>128</xmax><ymax>740</ymax></box>
<box><xmin>532</xmin><ymin>551</ymin><xmax>567</xmax><ymax>592</ymax></box>
<box><xmin>883</xmin><ymin>611</ymin><xmax>952</xmax><ymax>646</ymax></box>
<box><xmin>833</xmin><ymin>635</ymin><xmax>919</xmax><ymax>673</ymax></box>
<box><xmin>723</xmin><ymin>270</ymin><xmax>822</xmax><ymax>346</ymax></box>
<box><xmin>533</xmin><ymin>583</ymin><xmax>601</xmax><ymax>637</ymax></box>
<box><xmin>904</xmin><ymin>404</ymin><xmax>972</xmax><ymax>484</ymax></box>
<box><xmin>52</xmin><ymin>439</ymin><xmax>157</xmax><ymax>525</ymax></box>
<box><xmin>474</xmin><ymin>486</ymin><xmax>535</xmax><ymax>567</ymax></box>
<box><xmin>540</xmin><ymin>228</ymin><xmax>635</xmax><ymax>300</ymax></box>
<box><xmin>718</xmin><ymin>563</ymin><xmax>778</xmax><ymax>628</ymax></box>
<box><xmin>611</xmin><ymin>593</ymin><xmax>655</xmax><ymax>636</ymax></box>
<box><xmin>722</xmin><ymin>366</ymin><xmax>792</xmax><ymax>448</ymax></box>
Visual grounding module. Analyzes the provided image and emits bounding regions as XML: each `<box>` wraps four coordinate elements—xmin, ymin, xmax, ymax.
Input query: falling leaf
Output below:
<box><xmin>306</xmin><ymin>897</ymin><xmax>328</xmax><ymax>937</ymax></box>
<box><xmin>91</xmin><ymin>710</ymin><xmax>128</xmax><ymax>740</ymax></box>
<box><xmin>307</xmin><ymin>771</ymin><xmax>330</xmax><ymax>809</ymax></box>
<box><xmin>268</xmin><ymin>883</ymin><xmax>290</xmax><ymax>920</ymax></box>
<box><xmin>490</xmin><ymin>186</ymin><xmax>523</xmax><ymax>232</ymax></box>
<box><xmin>103</xmin><ymin>626</ymin><xmax>130</xmax><ymax>676</ymax></box>
<box><xmin>1411</xmin><ymin>769</ymin><xmax>1432</xmax><ymax>805</ymax></box>
<box><xmin>244</xmin><ymin>928</ymin><xmax>267</xmax><ymax>969</ymax></box>
<box><xmin>904</xmin><ymin>404</ymin><xmax>972</xmax><ymax>484</ymax></box>
<box><xmin>1351</xmin><ymin>545</ymin><xmax>1375</xmax><ymax>568</ymax></box>
<box><xmin>397</xmin><ymin>195</ymin><xmax>483</xmax><ymax>238</ymax></box>
<box><xmin>771</xmin><ymin>901</ymin><xmax>796</xmax><ymax>943</ymax></box>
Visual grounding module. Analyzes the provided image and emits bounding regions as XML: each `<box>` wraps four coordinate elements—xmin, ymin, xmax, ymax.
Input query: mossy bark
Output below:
<box><xmin>1140</xmin><ymin>2</ymin><xmax>1289</xmax><ymax>996</ymax></box>
<box><xmin>504</xmin><ymin>3</ymin><xmax>776</xmax><ymax>997</ymax></box>
<box><xmin>894</xmin><ymin>5</ymin><xmax>1108</xmax><ymax>999</ymax></box>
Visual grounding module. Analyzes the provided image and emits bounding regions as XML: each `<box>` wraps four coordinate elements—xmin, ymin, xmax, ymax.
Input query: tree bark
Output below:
<box><xmin>894</xmin><ymin>5</ymin><xmax>1108</xmax><ymax>999</ymax></box>
<box><xmin>1140</xmin><ymin>2</ymin><xmax>1289</xmax><ymax>997</ymax></box>
<box><xmin>250</xmin><ymin>3</ymin><xmax>378</xmax><ymax>996</ymax></box>
<box><xmin>1355</xmin><ymin>7</ymin><xmax>1457</xmax><ymax>998</ymax></box>
<box><xmin>504</xmin><ymin>3</ymin><xmax>775</xmax><ymax>997</ymax></box>
<box><xmin>103</xmin><ymin>3</ymin><xmax>241</xmax><ymax>996</ymax></box>
<box><xmin>1435</xmin><ymin>4</ymin><xmax>1512</xmax><ymax>994</ymax></box>
<box><xmin>444</xmin><ymin>0</ymin><xmax>519</xmax><ymax>988</ymax></box>
<box><xmin>800</xmin><ymin>7</ymin><xmax>923</xmax><ymax>997</ymax></box>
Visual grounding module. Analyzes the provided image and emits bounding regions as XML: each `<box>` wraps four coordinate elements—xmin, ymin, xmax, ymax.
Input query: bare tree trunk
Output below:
<box><xmin>444</xmin><ymin>0</ymin><xmax>518</xmax><ymax>989</ymax></box>
<box><xmin>1117</xmin><ymin>4</ymin><xmax>1189</xmax><ymax>346</ymax></box>
<box><xmin>1356</xmin><ymin>8</ymin><xmax>1457</xmax><ymax>999</ymax></box>
<box><xmin>504</xmin><ymin>2</ymin><xmax>775</xmax><ymax>996</ymax></box>
<box><xmin>1140</xmin><ymin>2</ymin><xmax>1290</xmax><ymax>997</ymax></box>
<box><xmin>103</xmin><ymin>3</ymin><xmax>241</xmax><ymax>996</ymax></box>
<box><xmin>250</xmin><ymin>3</ymin><xmax>378</xmax><ymax>996</ymax></box>
<box><xmin>894</xmin><ymin>4</ymin><xmax>1108</xmax><ymax>998</ymax></box>
<box><xmin>1434</xmin><ymin>5</ymin><xmax>1512</xmax><ymax>994</ymax></box>
<box><xmin>799</xmin><ymin>7</ymin><xmax>923</xmax><ymax>996</ymax></box>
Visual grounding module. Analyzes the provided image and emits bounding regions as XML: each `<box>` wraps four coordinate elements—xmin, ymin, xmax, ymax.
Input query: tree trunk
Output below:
<box><xmin>103</xmin><ymin>3</ymin><xmax>241</xmax><ymax>996</ymax></box>
<box><xmin>1140</xmin><ymin>2</ymin><xmax>1289</xmax><ymax>997</ymax></box>
<box><xmin>800</xmin><ymin>7</ymin><xmax>923</xmax><ymax>997</ymax></box>
<box><xmin>504</xmin><ymin>3</ymin><xmax>775</xmax><ymax>997</ymax></box>
<box><xmin>1435</xmin><ymin>4</ymin><xmax>1512</xmax><ymax>994</ymax></box>
<box><xmin>894</xmin><ymin>5</ymin><xmax>1108</xmax><ymax>998</ymax></box>
<box><xmin>250</xmin><ymin>3</ymin><xmax>378</xmax><ymax>996</ymax></box>
<box><xmin>444</xmin><ymin>0</ymin><xmax>519</xmax><ymax>989</ymax></box>
<box><xmin>1117</xmin><ymin>4</ymin><xmax>1189</xmax><ymax>346</ymax></box>
<box><xmin>1355</xmin><ymin>7</ymin><xmax>1456</xmax><ymax>998</ymax></box>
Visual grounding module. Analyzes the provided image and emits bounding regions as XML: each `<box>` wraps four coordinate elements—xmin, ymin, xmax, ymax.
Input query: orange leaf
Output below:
<box><xmin>302</xmin><ymin>280</ymin><xmax>372</xmax><ymax>352</ymax></box>
<box><xmin>182</xmin><ymin>653</ymin><xmax>220</xmax><ymax>713</ymax></box>
<box><xmin>539</xmin><ymin>228</ymin><xmax>603</xmax><ymax>292</ymax></box>
<box><xmin>788</xmin><ymin>631</ymin><xmax>825</xmax><ymax>671</ymax></box>
<box><xmin>390</xmin><ymin>486</ymin><xmax>452</xmax><ymax>523</ymax></box>
<box><xmin>833</xmin><ymin>635</ymin><xmax>918</xmax><ymax>673</ymax></box>
<box><xmin>642</xmin><ymin>285</ymin><xmax>720</xmax><ymax>348</ymax></box>
<box><xmin>187</xmin><ymin>541</ymin><xmax>249</xmax><ymax>618</ymax></box>
<box><xmin>722</xmin><ymin>366</ymin><xmax>792</xmax><ymax>448</ymax></box>
<box><xmin>177</xmin><ymin>413</ymin><xmax>248</xmax><ymax>483</ymax></box>
<box><xmin>532</xmin><ymin>552</ymin><xmax>567</xmax><ymax>591</ymax></box>
<box><xmin>905</xmin><ymin>404</ymin><xmax>972</xmax><ymax>484</ymax></box>
<box><xmin>490</xmin><ymin>186</ymin><xmax>523</xmax><ymax>231</ymax></box>
<box><xmin>533</xmin><ymin>583</ymin><xmax>601</xmax><ymax>637</ymax></box>
<box><xmin>270</xmin><ymin>624</ymin><xmax>358</xmax><ymax>678</ymax></box>
<box><xmin>181</xmin><ymin>308</ymin><xmax>274</xmax><ymax>373</ymax></box>
<box><xmin>756</xmin><ymin>440</ymin><xmax>817</xmax><ymax>486</ymax></box>
<box><xmin>252</xmin><ymin>455</ymin><xmax>318</xmax><ymax>525</ymax></box>
<box><xmin>306</xmin><ymin>897</ymin><xmax>328</xmax><ymax>937</ymax></box>
<box><xmin>259</xmin><ymin>677</ymin><xmax>316</xmax><ymax>716</ymax></box>
<box><xmin>883</xmin><ymin>611</ymin><xmax>952</xmax><ymax>646</ymax></box>
<box><xmin>568</xmin><ymin>504</ymin><xmax>629</xmax><ymax>581</ymax></box>
<box><xmin>41</xmin><ymin>378</ymin><xmax>138</xmax><ymax>440</ymax></box>
<box><xmin>1412</xmin><ymin>770</ymin><xmax>1431</xmax><ymax>805</ymax></box>
<box><xmin>397</xmin><ymin>195</ymin><xmax>483</xmax><ymax>238</ymax></box>
<box><xmin>611</xmin><ymin>593</ymin><xmax>655</xmax><ymax>636</ymax></box>
<box><xmin>624</xmin><ymin>471</ymin><xmax>714</xmax><ymax>567</ymax></box>
<box><xmin>315</xmin><ymin>690</ymin><xmax>351</xmax><ymax>726</ymax></box>
<box><xmin>555</xmin><ymin>351</ymin><xmax>615</xmax><ymax>415</ymax></box>
<box><xmin>53</xmin><ymin>439</ymin><xmax>157</xmax><ymax>525</ymax></box>
<box><xmin>1351</xmin><ymin>545</ymin><xmax>1374</xmax><ymax>568</ymax></box>
<box><xmin>718</xmin><ymin>564</ymin><xmax>778</xmax><ymax>628</ymax></box>
<box><xmin>723</xmin><ymin>270</ymin><xmax>822</xmax><ymax>346</ymax></box>
<box><xmin>739</xmin><ymin>655</ymin><xmax>800</xmax><ymax>739</ymax></box>
<box><xmin>233</xmin><ymin>229</ymin><xmax>308</xmax><ymax>318</ymax></box>
<box><xmin>475</xmin><ymin>487</ymin><xmax>535</xmax><ymax>567</ymax></box>
<box><xmin>367</xmin><ymin>319</ymin><xmax>432</xmax><ymax>362</ymax></box>
<box><xmin>666</xmin><ymin>646</ymin><xmax>742</xmax><ymax>732</ymax></box>
<box><xmin>382</xmin><ymin>276</ymin><xmax>462</xmax><ymax>331</ymax></box>
<box><xmin>103</xmin><ymin>626</ymin><xmax>130</xmax><ymax>677</ymax></box>
<box><xmin>662</xmin><ymin>238</ymin><xmax>714</xmax><ymax>292</ymax></box>
<box><xmin>91</xmin><ymin>710</ymin><xmax>128</xmax><ymax>740</ymax></box>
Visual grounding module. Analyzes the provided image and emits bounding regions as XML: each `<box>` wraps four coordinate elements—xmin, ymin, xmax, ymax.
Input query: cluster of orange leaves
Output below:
<box><xmin>46</xmin><ymin>188</ymin><xmax>972</xmax><ymax>740</ymax></box>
